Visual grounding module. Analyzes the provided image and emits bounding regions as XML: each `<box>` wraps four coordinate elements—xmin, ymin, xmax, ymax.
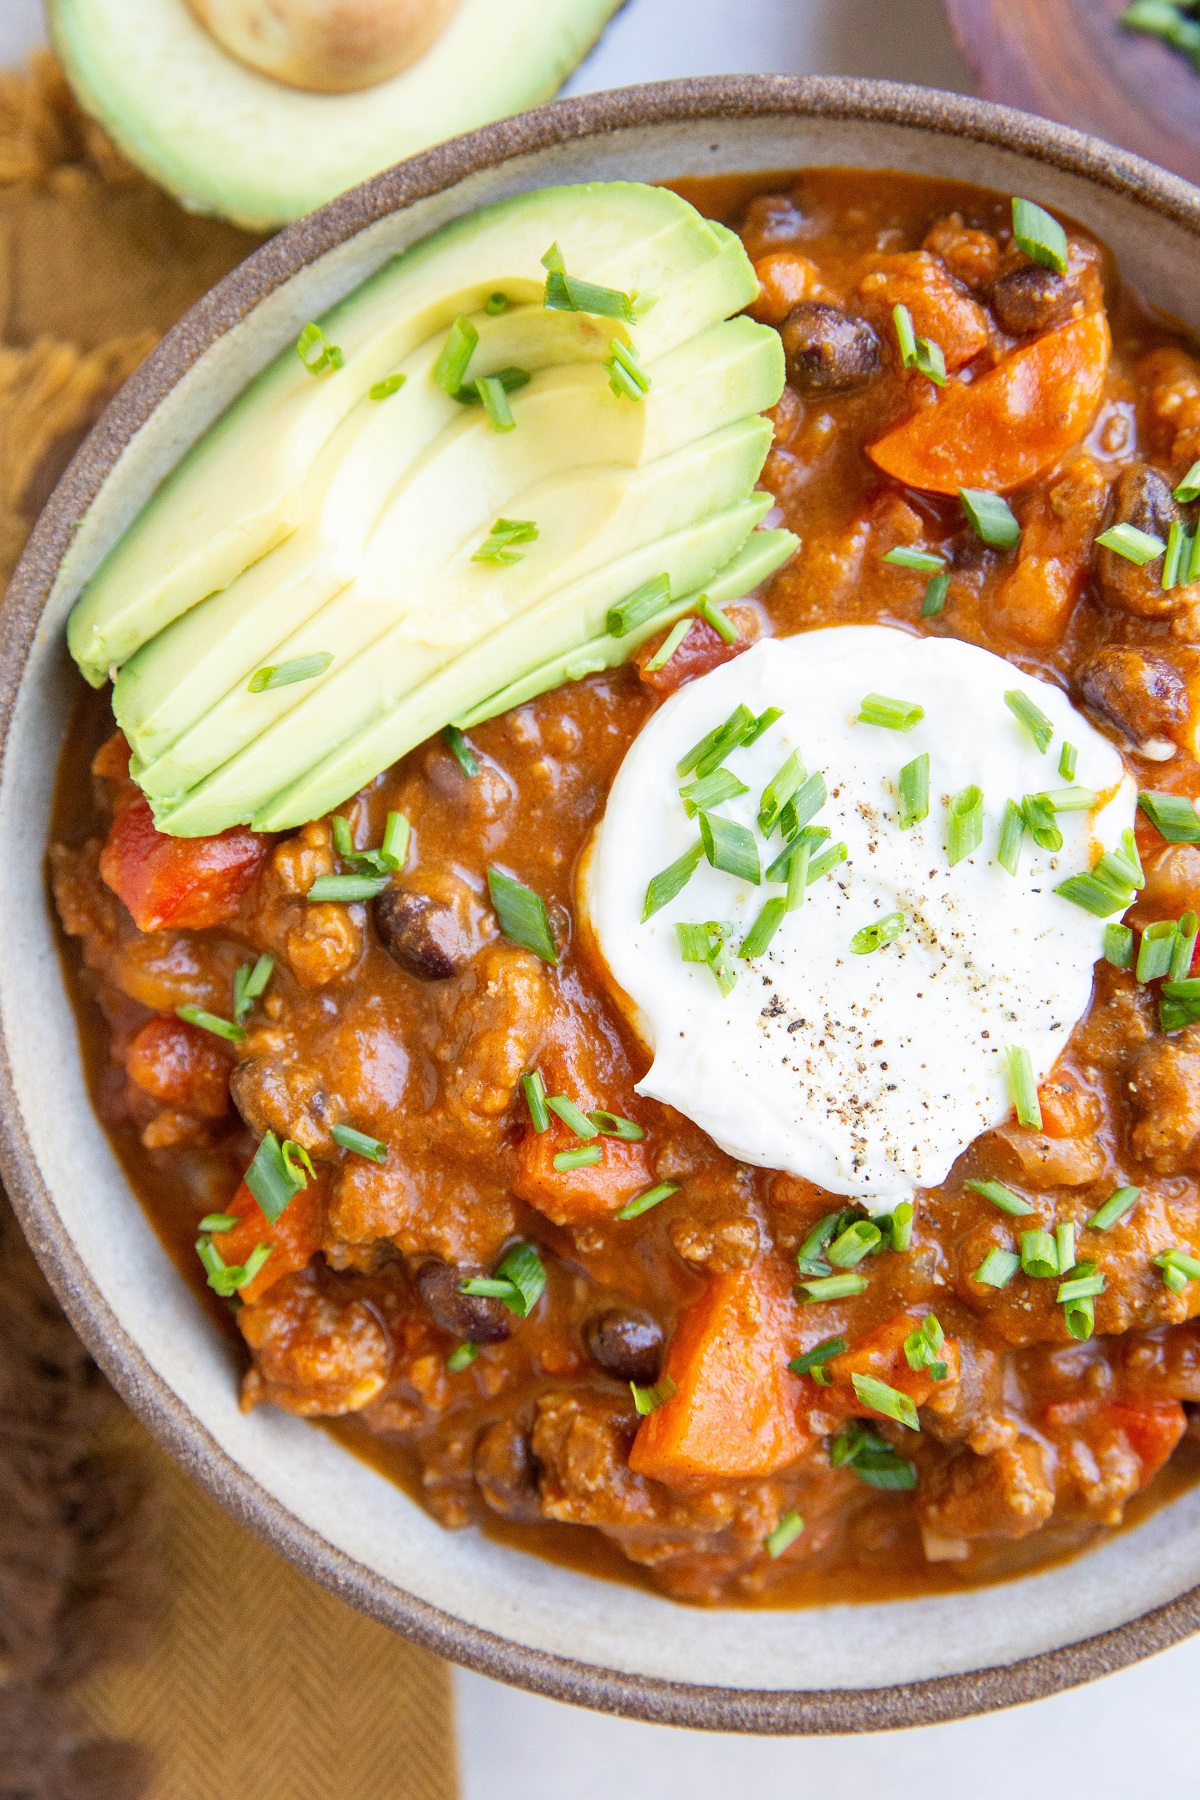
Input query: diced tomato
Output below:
<box><xmin>100</xmin><ymin>795</ymin><xmax>269</xmax><ymax>933</ymax></box>
<box><xmin>628</xmin><ymin>1258</ymin><xmax>810</xmax><ymax>1484</ymax></box>
<box><xmin>821</xmin><ymin>1307</ymin><xmax>962</xmax><ymax>1422</ymax></box>
<box><xmin>635</xmin><ymin>603</ymin><xmax>760</xmax><ymax>698</ymax></box>
<box><xmin>125</xmin><ymin>1015</ymin><xmax>233</xmax><ymax>1119</ymax></box>
<box><xmin>1042</xmin><ymin>1394</ymin><xmax>1186</xmax><ymax>1489</ymax></box>
<box><xmin>212</xmin><ymin>1177</ymin><xmax>324</xmax><ymax>1304</ymax></box>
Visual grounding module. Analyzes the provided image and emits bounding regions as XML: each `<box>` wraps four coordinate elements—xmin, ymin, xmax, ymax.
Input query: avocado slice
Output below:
<box><xmin>68</xmin><ymin>182</ymin><xmax>753</xmax><ymax>685</ymax></box>
<box><xmin>455</xmin><ymin>528</ymin><xmax>799</xmax><ymax>727</ymax></box>
<box><xmin>50</xmin><ymin>0</ymin><xmax>625</xmax><ymax>231</ymax></box>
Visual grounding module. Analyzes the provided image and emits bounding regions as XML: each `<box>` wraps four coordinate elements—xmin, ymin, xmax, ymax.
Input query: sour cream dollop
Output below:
<box><xmin>584</xmin><ymin>626</ymin><xmax>1136</xmax><ymax>1207</ymax></box>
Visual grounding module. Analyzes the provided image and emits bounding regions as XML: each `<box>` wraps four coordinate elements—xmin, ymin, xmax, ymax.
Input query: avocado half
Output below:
<box><xmin>49</xmin><ymin>0</ymin><xmax>626</xmax><ymax>230</ymax></box>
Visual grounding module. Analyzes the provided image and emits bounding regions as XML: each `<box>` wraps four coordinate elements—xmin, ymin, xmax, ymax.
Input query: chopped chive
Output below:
<box><xmin>196</xmin><ymin>1235</ymin><xmax>271</xmax><ymax>1298</ymax></box>
<box><xmin>642</xmin><ymin>839</ymin><xmax>704</xmax><ymax>920</ymax></box>
<box><xmin>1089</xmin><ymin>1186</ymin><xmax>1141</xmax><ymax>1231</ymax></box>
<box><xmin>852</xmin><ymin>1372</ymin><xmax>920</xmax><ymax>1430</ymax></box>
<box><xmin>546</xmin><ymin>1094</ymin><xmax>599</xmax><ymax>1140</ymax></box>
<box><xmin>849</xmin><ymin>911</ymin><xmax>906</xmax><ymax>955</ymax></box>
<box><xmin>1163</xmin><ymin>519</ymin><xmax>1187</xmax><ymax>590</ymax></box>
<box><xmin>447</xmin><ymin>1342</ymin><xmax>479</xmax><ymax>1371</ymax></box>
<box><xmin>765</xmin><ymin>1510</ymin><xmax>805</xmax><ymax>1559</ymax></box>
<box><xmin>892</xmin><ymin>303</ymin><xmax>946</xmax><ymax>385</ymax></box>
<box><xmin>759</xmin><ymin>750</ymin><xmax>805</xmax><ymax>836</ymax></box>
<box><xmin>381</xmin><ymin>811</ymin><xmax>410</xmax><ymax>872</ymax></box>
<box><xmin>891</xmin><ymin>1200</ymin><xmax>914</xmax><ymax>1252</ymax></box>
<box><xmin>965</xmin><ymin>1178</ymin><xmax>1036</xmax><ymax>1217</ymax></box>
<box><xmin>615</xmin><ymin>1181</ymin><xmax>678</xmax><ymax>1221</ymax></box>
<box><xmin>764</xmin><ymin>824</ymin><xmax>827</xmax><ymax>883</ymax></box>
<box><xmin>1058</xmin><ymin>1265</ymin><xmax>1105</xmax><ymax>1303</ymax></box>
<box><xmin>484</xmin><ymin>291</ymin><xmax>509</xmax><ymax>314</ymax></box>
<box><xmin>1022</xmin><ymin>794</ymin><xmax>1063</xmax><ymax>854</ymax></box>
<box><xmin>677</xmin><ymin>703</ymin><xmax>758</xmax><ymax>779</ymax></box>
<box><xmin>743</xmin><ymin>706</ymin><xmax>784</xmax><ymax>748</ymax></box>
<box><xmin>947</xmin><ymin>784</ymin><xmax>984</xmax><ymax>866</ymax></box>
<box><xmin>1039</xmin><ymin>786</ymin><xmax>1097</xmax><ymax>813</ymax></box>
<box><xmin>960</xmin><ymin>488</ymin><xmax>1020</xmax><ymax>548</ymax></box>
<box><xmin>1005</xmin><ymin>688</ymin><xmax>1054</xmax><ymax>752</ymax></box>
<box><xmin>795</xmin><ymin>1213</ymin><xmax>840</xmax><ymax>1277</ymax></box>
<box><xmin>458</xmin><ymin>1277</ymin><xmax>515</xmax><ymax>1300</ymax></box>
<box><xmin>799</xmin><ymin>1272</ymin><xmax>869</xmax><ymax>1302</ymax></box>
<box><xmin>607</xmin><ymin>573</ymin><xmax>671</xmax><ymax>637</ymax></box>
<box><xmin>606</xmin><ymin>336</ymin><xmax>651</xmax><ymax>401</ymax></box>
<box><xmin>699</xmin><ymin>812</ymin><xmax>761</xmax><ymax>884</ymax></box>
<box><xmin>921</xmin><ymin>572</ymin><xmax>950</xmax><ymax>617</ymax></box>
<box><xmin>1055</xmin><ymin>1221</ymin><xmax>1076</xmax><ymax>1276</ymax></box>
<box><xmin>1190</xmin><ymin>524</ymin><xmax>1200</xmax><ymax>583</ymax></box>
<box><xmin>475</xmin><ymin>373</ymin><xmax>515</xmax><ymax>431</ymax></box>
<box><xmin>630</xmin><ymin>1374</ymin><xmax>678</xmax><ymax>1415</ymax></box>
<box><xmin>175</xmin><ymin>1004</ymin><xmax>246</xmax><ymax>1043</ymax></box>
<box><xmin>643</xmin><ymin>617</ymin><xmax>694</xmax><ymax>673</ymax></box>
<box><xmin>233</xmin><ymin>953</ymin><xmax>274</xmax><ymax>1025</ymax></box>
<box><xmin>778</xmin><ymin>770</ymin><xmax>828</xmax><ymax>840</ymax></box>
<box><xmin>1058</xmin><ymin>742</ymin><xmax>1078</xmax><ymax>781</ymax></box>
<box><xmin>893</xmin><ymin>301</ymin><xmax>917</xmax><ymax>363</ymax></box>
<box><xmin>248</xmin><ymin>651</ymin><xmax>333</xmax><ymax>693</ymax></box>
<box><xmin>675</xmin><ymin>921</ymin><xmax>738</xmax><ymax>996</ymax></box>
<box><xmin>433</xmin><ymin>313</ymin><xmax>478</xmax><ymax>393</ymax></box>
<box><xmin>307</xmin><ymin>873</ymin><xmax>391</xmax><ymax>902</ymax></box>
<box><xmin>1104</xmin><ymin>922</ymin><xmax>1134</xmax><ymax>968</ymax></box>
<box><xmin>973</xmin><ymin>1246</ymin><xmax>1020</xmax><ymax>1288</ymax></box>
<box><xmin>443</xmin><ymin>724</ymin><xmax>479</xmax><ymax>776</ymax></box>
<box><xmin>806</xmin><ymin>840</ymin><xmax>849</xmax><ymax>884</ymax></box>
<box><xmin>857</xmin><ymin>692</ymin><xmax>924</xmax><ymax>732</ymax></box>
<box><xmin>997</xmin><ymin>798</ymin><xmax>1025</xmax><ymax>876</ymax></box>
<box><xmin>295</xmin><ymin>321</ymin><xmax>343</xmax><ymax>375</ymax></box>
<box><xmin>1063</xmin><ymin>1294</ymin><xmax>1095</xmax><ymax>1339</ymax></box>
<box><xmin>1020</xmin><ymin>1229</ymin><xmax>1059</xmax><ymax>1279</ymax></box>
<box><xmin>1055</xmin><ymin>871</ymin><xmax>1133</xmax><ymax>917</ymax></box>
<box><xmin>785</xmin><ymin>839</ymin><xmax>810</xmax><ymax>912</ymax></box>
<box><xmin>679</xmin><ymin>767</ymin><xmax>749</xmax><ymax>819</ymax></box>
<box><xmin>330</xmin><ymin>1123</ymin><xmax>388</xmax><ymax>1163</ymax></box>
<box><xmin>369</xmin><ymin>371</ymin><xmax>406</xmax><ymax>400</ymax></box>
<box><xmin>245</xmin><ymin>1131</ymin><xmax>306</xmax><ymax>1223</ymax></box>
<box><xmin>1137</xmin><ymin>919</ymin><xmax>1178</xmax><ymax>982</ymax></box>
<box><xmin>883</xmin><ymin>546</ymin><xmax>945</xmax><ymax>573</ymax></box>
<box><xmin>521</xmin><ymin>1070</ymin><xmax>550</xmax><ymax>1133</ymax></box>
<box><xmin>1095</xmin><ymin>522</ymin><xmax>1165</xmax><ymax>565</ymax></box>
<box><xmin>903</xmin><ymin>1312</ymin><xmax>946</xmax><ymax>1374</ymax></box>
<box><xmin>487</xmin><ymin>868</ymin><xmax>557</xmax><ymax>963</ymax></box>
<box><xmin>697</xmin><ymin>594</ymin><xmax>736</xmax><ymax>644</ymax></box>
<box><xmin>541</xmin><ymin>242</ymin><xmax>564</xmax><ymax>272</ymax></box>
<box><xmin>471</xmin><ymin>516</ymin><xmax>538</xmax><ymax>564</ymax></box>
<box><xmin>198</xmin><ymin>1212</ymin><xmax>239</xmax><ymax>1233</ymax></box>
<box><xmin>544</xmin><ymin>266</ymin><xmax>635</xmax><ymax>322</ymax></box>
<box><xmin>739</xmin><ymin>896</ymin><xmax>787</xmax><ymax>959</ymax></box>
<box><xmin>828</xmin><ymin>1219</ymin><xmax>883</xmax><ymax>1266</ymax></box>
<box><xmin>1007</xmin><ymin>1045</ymin><xmax>1042</xmax><ymax>1129</ymax></box>
<box><xmin>1175</xmin><ymin>459</ymin><xmax>1200</xmax><ymax>503</ymax></box>
<box><xmin>452</xmin><ymin>366</ymin><xmax>531</xmax><ymax>407</ymax></box>
<box><xmin>788</xmin><ymin>1335</ymin><xmax>847</xmax><ymax>1377</ymax></box>
<box><xmin>1172</xmin><ymin>911</ymin><xmax>1199</xmax><ymax>980</ymax></box>
<box><xmin>462</xmin><ymin>1241</ymin><xmax>546</xmax><ymax>1316</ymax></box>
<box><xmin>1161</xmin><ymin>989</ymin><xmax>1200</xmax><ymax>1033</ymax></box>
<box><xmin>1138</xmin><ymin>791</ymin><xmax>1200</xmax><ymax>843</ymax></box>
<box><xmin>1154</xmin><ymin>1247</ymin><xmax>1200</xmax><ymax>1293</ymax></box>
<box><xmin>1011</xmin><ymin>196</ymin><xmax>1069</xmax><ymax>274</ymax></box>
<box><xmin>587</xmin><ymin>1110</ymin><xmax>645</xmax><ymax>1141</ymax></box>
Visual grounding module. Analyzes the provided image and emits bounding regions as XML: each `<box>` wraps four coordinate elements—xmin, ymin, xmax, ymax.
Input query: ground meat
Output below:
<box><xmin>916</xmin><ymin>1438</ymin><xmax>1055</xmax><ymax>1544</ymax></box>
<box><xmin>668</xmin><ymin>1214</ymin><xmax>761</xmax><ymax>1272</ymax></box>
<box><xmin>247</xmin><ymin>821</ymin><xmax>364</xmax><ymax>988</ymax></box>
<box><xmin>779</xmin><ymin>301</ymin><xmax>881</xmax><ymax>393</ymax></box>
<box><xmin>980</xmin><ymin>1123</ymin><xmax>1107</xmax><ymax>1189</ymax></box>
<box><xmin>1077</xmin><ymin>644</ymin><xmax>1191</xmax><ymax>758</ymax></box>
<box><xmin>1128</xmin><ymin>1026</ymin><xmax>1200</xmax><ymax>1173</ymax></box>
<box><xmin>239</xmin><ymin>1268</ymin><xmax>391</xmax><ymax>1416</ymax></box>
<box><xmin>430</xmin><ymin>942</ymin><xmax>552</xmax><ymax>1129</ymax></box>
<box><xmin>921</xmin><ymin>212</ymin><xmax>1001</xmax><ymax>289</ymax></box>
<box><xmin>922</xmin><ymin>1339</ymin><xmax>1009</xmax><ymax>1452</ymax></box>
<box><xmin>1097</xmin><ymin>464</ymin><xmax>1192</xmax><ymax>617</ymax></box>
<box><xmin>229</xmin><ymin>1044</ymin><xmax>339</xmax><ymax>1153</ymax></box>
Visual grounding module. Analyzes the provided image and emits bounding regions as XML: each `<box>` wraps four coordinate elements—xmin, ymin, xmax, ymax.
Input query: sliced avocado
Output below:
<box><xmin>68</xmin><ymin>181</ymin><xmax>749</xmax><ymax>684</ymax></box>
<box><xmin>455</xmin><ymin>528</ymin><xmax>799</xmax><ymax>726</ymax></box>
<box><xmin>152</xmin><ymin>416</ymin><xmax>774</xmax><ymax>834</ymax></box>
<box><xmin>50</xmin><ymin>0</ymin><xmax>625</xmax><ymax>231</ymax></box>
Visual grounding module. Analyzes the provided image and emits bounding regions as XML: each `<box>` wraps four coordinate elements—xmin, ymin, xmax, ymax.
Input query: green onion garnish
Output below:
<box><xmin>738</xmin><ymin>896</ymin><xmax>787</xmax><ymax>959</ymax></box>
<box><xmin>475</xmin><ymin>374</ymin><xmax>515</xmax><ymax>432</ymax></box>
<box><xmin>369</xmin><ymin>372</ymin><xmax>406</xmax><ymax>401</ymax></box>
<box><xmin>1020</xmin><ymin>1230</ymin><xmax>1058</xmax><ymax>1279</ymax></box>
<box><xmin>892</xmin><ymin>302</ymin><xmax>946</xmax><ymax>385</ymax></box>
<box><xmin>799</xmin><ymin>1272</ymin><xmax>869</xmax><ymax>1302</ymax></box>
<box><xmin>675</xmin><ymin>920</ymin><xmax>737</xmax><ymax>996</ymax></box>
<box><xmin>433</xmin><ymin>313</ymin><xmax>478</xmax><ymax>393</ymax></box>
<box><xmin>997</xmin><ymin>798</ymin><xmax>1025</xmax><ymax>876</ymax></box>
<box><xmin>1175</xmin><ymin>458</ymin><xmax>1200</xmax><ymax>502</ymax></box>
<box><xmin>1011</xmin><ymin>196</ymin><xmax>1069</xmax><ymax>274</ymax></box>
<box><xmin>198</xmin><ymin>1212</ymin><xmax>238</xmax><ymax>1233</ymax></box>
<box><xmin>883</xmin><ymin>546</ymin><xmax>945</xmax><ymax>573</ymax></box>
<box><xmin>903</xmin><ymin>1312</ymin><xmax>946</xmax><ymax>1377</ymax></box>
<box><xmin>784</xmin><ymin>839</ymin><xmax>810</xmax><ymax>912</ymax></box>
<box><xmin>543</xmin><ymin>264</ymin><xmax>635</xmax><ymax>322</ymax></box>
<box><xmin>462</xmin><ymin>1241</ymin><xmax>547</xmax><ymax>1316</ymax></box>
<box><xmin>1104</xmin><ymin>922</ymin><xmax>1134</xmax><ymax>968</ymax></box>
<box><xmin>1021</xmin><ymin>794</ymin><xmax>1062</xmax><ymax>854</ymax></box>
<box><xmin>743</xmin><ymin>706</ymin><xmax>784</xmax><ymax>747</ymax></box>
<box><xmin>1059</xmin><ymin>742</ymin><xmax>1078</xmax><ymax>781</ymax></box>
<box><xmin>1088</xmin><ymin>1186</ymin><xmax>1141</xmax><ymax>1231</ymax></box>
<box><xmin>331</xmin><ymin>1123</ymin><xmax>388</xmax><ymax>1163</ymax></box>
<box><xmin>759</xmin><ymin>750</ymin><xmax>805</xmax><ymax>837</ymax></box>
<box><xmin>452</xmin><ymin>367</ymin><xmax>532</xmax><ymax>408</ymax></box>
<box><xmin>546</xmin><ymin>1094</ymin><xmax>599</xmax><ymax>1139</ymax></box>
<box><xmin>195</xmin><ymin>1235</ymin><xmax>271</xmax><ymax>1298</ymax></box>
<box><xmin>1173</xmin><ymin>912</ymin><xmax>1199</xmax><ymax>980</ymax></box>
<box><xmin>896</xmin><ymin>753</ymin><xmax>930</xmax><ymax>831</ymax></box>
<box><xmin>1095</xmin><ymin>522</ymin><xmax>1165</xmax><ymax>564</ymax></box>
<box><xmin>764</xmin><ymin>825</ymin><xmax>827</xmax><ymax>884</ymax></box>
<box><xmin>1055</xmin><ymin>872</ymin><xmax>1134</xmax><ymax>917</ymax></box>
<box><xmin>1039</xmin><ymin>786</ymin><xmax>1097</xmax><ymax>813</ymax></box>
<box><xmin>677</xmin><ymin>703</ymin><xmax>758</xmax><ymax>779</ymax></box>
<box><xmin>960</xmin><ymin>488</ymin><xmax>1020</xmax><ymax>548</ymax></box>
<box><xmin>233</xmin><ymin>953</ymin><xmax>275</xmax><ymax>1025</ymax></box>
<box><xmin>699</xmin><ymin>812</ymin><xmax>761</xmax><ymax>883</ymax></box>
<box><xmin>1137</xmin><ymin>919</ymin><xmax>1178</xmax><ymax>982</ymax></box>
<box><xmin>891</xmin><ymin>1200</ymin><xmax>914</xmax><ymax>1251</ymax></box>
<box><xmin>765</xmin><ymin>1510</ymin><xmax>805</xmax><ymax>1559</ymax></box>
<box><xmin>788</xmin><ymin>1336</ymin><xmax>847</xmax><ymax>1377</ymax></box>
<box><xmin>331</xmin><ymin>812</ymin><xmax>408</xmax><ymax>878</ymax></box>
<box><xmin>806</xmin><ymin>840</ymin><xmax>849</xmax><ymax>885</ymax></box>
<box><xmin>615</xmin><ymin>1181</ymin><xmax>678</xmax><ymax>1221</ymax></box>
<box><xmin>442</xmin><ymin>724</ymin><xmax>478</xmax><ymax>776</ymax></box>
<box><xmin>642</xmin><ymin>839</ymin><xmax>704</xmax><ymax>920</ymax></box>
<box><xmin>795</xmin><ymin>1213</ymin><xmax>839</xmax><ymax>1277</ymax></box>
<box><xmin>849</xmin><ymin>911</ymin><xmax>905</xmax><ymax>955</ymax></box>
<box><xmin>1154</xmin><ymin>1247</ymin><xmax>1200</xmax><ymax>1293</ymax></box>
<box><xmin>1006</xmin><ymin>1045</ymin><xmax>1042</xmax><ymax>1129</ymax></box>
<box><xmin>484</xmin><ymin>292</ymin><xmax>509</xmax><ymax>315</ymax></box>
<box><xmin>471</xmin><ymin>517</ymin><xmax>538</xmax><ymax>564</ymax></box>
<box><xmin>521</xmin><ymin>1070</ymin><xmax>550</xmax><ymax>1133</ymax></box>
<box><xmin>248</xmin><ymin>651</ymin><xmax>333</xmax><ymax>693</ymax></box>
<box><xmin>829</xmin><ymin>1421</ymin><xmax>918</xmax><ymax>1489</ymax></box>
<box><xmin>295</xmin><ymin>322</ymin><xmax>343</xmax><ymax>375</ymax></box>
<box><xmin>778</xmin><ymin>770</ymin><xmax>828</xmax><ymax>839</ymax></box>
<box><xmin>487</xmin><ymin>868</ymin><xmax>557</xmax><ymax>963</ymax></box>
<box><xmin>921</xmin><ymin>572</ymin><xmax>950</xmax><ymax>617</ymax></box>
<box><xmin>1055</xmin><ymin>1221</ymin><xmax>1076</xmax><ymax>1276</ymax></box>
<box><xmin>1063</xmin><ymin>1294</ymin><xmax>1095</xmax><ymax>1340</ymax></box>
<box><xmin>553</xmin><ymin>1144</ymin><xmax>602</xmax><ymax>1171</ymax></box>
<box><xmin>973</xmin><ymin>1247</ymin><xmax>1020</xmax><ymax>1288</ymax></box>
<box><xmin>1058</xmin><ymin>1264</ymin><xmax>1105</xmax><ymax>1303</ymax></box>
<box><xmin>175</xmin><ymin>1004</ymin><xmax>246</xmax><ymax>1043</ymax></box>
<box><xmin>607</xmin><ymin>573</ymin><xmax>671</xmax><ymax>638</ymax></box>
<box><xmin>630</xmin><ymin>1374</ymin><xmax>678</xmax><ymax>1415</ymax></box>
<box><xmin>447</xmin><ymin>1342</ymin><xmax>479</xmax><ymax>1371</ymax></box>
<box><xmin>852</xmin><ymin>1372</ymin><xmax>920</xmax><ymax>1430</ymax></box>
<box><xmin>605</xmin><ymin>336</ymin><xmax>651</xmax><ymax>401</ymax></box>
<box><xmin>643</xmin><ymin>618</ymin><xmax>693</xmax><ymax>673</ymax></box>
<box><xmin>1138</xmin><ymin>790</ymin><xmax>1200</xmax><ymax>843</ymax></box>
<box><xmin>307</xmin><ymin>873</ymin><xmax>391</xmax><ymax>902</ymax></box>
<box><xmin>857</xmin><ymin>693</ymin><xmax>924</xmax><ymax>732</ymax></box>
<box><xmin>245</xmin><ymin>1130</ymin><xmax>308</xmax><ymax>1223</ymax></box>
<box><xmin>679</xmin><ymin>767</ymin><xmax>748</xmax><ymax>819</ymax></box>
<box><xmin>965</xmin><ymin>1178</ymin><xmax>1036</xmax><ymax>1217</ymax></box>
<box><xmin>947</xmin><ymin>784</ymin><xmax>984</xmax><ymax>866</ymax></box>
<box><xmin>1163</xmin><ymin>519</ymin><xmax>1187</xmax><ymax>590</ymax></box>
<box><xmin>587</xmin><ymin>1110</ymin><xmax>645</xmax><ymax>1141</ymax></box>
<box><xmin>381</xmin><ymin>811</ymin><xmax>410</xmax><ymax>871</ymax></box>
<box><xmin>827</xmin><ymin>1219</ymin><xmax>882</xmax><ymax>1266</ymax></box>
<box><xmin>1005</xmin><ymin>688</ymin><xmax>1054</xmax><ymax>752</ymax></box>
<box><xmin>697</xmin><ymin>594</ymin><xmax>736</xmax><ymax>644</ymax></box>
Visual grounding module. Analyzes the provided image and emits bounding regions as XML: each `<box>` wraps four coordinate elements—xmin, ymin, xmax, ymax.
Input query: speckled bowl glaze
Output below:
<box><xmin>6</xmin><ymin>77</ymin><xmax>1200</xmax><ymax>1734</ymax></box>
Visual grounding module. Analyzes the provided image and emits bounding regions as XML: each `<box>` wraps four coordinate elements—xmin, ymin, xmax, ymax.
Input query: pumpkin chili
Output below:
<box><xmin>49</xmin><ymin>168</ymin><xmax>1200</xmax><ymax>1606</ymax></box>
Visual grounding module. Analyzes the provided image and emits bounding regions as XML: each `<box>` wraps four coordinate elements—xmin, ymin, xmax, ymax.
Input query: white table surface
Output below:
<box><xmin>5</xmin><ymin>0</ymin><xmax>1200</xmax><ymax>1791</ymax></box>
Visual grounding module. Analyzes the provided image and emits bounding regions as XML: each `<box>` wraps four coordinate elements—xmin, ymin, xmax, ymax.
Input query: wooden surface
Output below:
<box><xmin>948</xmin><ymin>0</ymin><xmax>1200</xmax><ymax>186</ymax></box>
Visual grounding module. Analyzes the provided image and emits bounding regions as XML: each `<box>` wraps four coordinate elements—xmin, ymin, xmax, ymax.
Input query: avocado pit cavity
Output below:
<box><xmin>187</xmin><ymin>0</ymin><xmax>461</xmax><ymax>92</ymax></box>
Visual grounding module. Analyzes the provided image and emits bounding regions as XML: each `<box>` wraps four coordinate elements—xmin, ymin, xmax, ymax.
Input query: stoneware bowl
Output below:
<box><xmin>6</xmin><ymin>75</ymin><xmax>1200</xmax><ymax>1734</ymax></box>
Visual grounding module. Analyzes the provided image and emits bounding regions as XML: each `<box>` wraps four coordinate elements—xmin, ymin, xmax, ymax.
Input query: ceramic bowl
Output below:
<box><xmin>7</xmin><ymin>75</ymin><xmax>1200</xmax><ymax>1734</ymax></box>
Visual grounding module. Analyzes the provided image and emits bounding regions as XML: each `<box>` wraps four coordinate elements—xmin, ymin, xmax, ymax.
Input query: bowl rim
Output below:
<box><xmin>8</xmin><ymin>70</ymin><xmax>1200</xmax><ymax>1734</ymax></box>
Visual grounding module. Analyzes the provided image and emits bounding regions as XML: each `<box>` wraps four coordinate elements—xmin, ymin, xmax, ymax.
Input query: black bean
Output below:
<box><xmin>374</xmin><ymin>887</ymin><xmax>467</xmax><ymax>980</ymax></box>
<box><xmin>779</xmin><ymin>301</ymin><xmax>881</xmax><ymax>394</ymax></box>
<box><xmin>474</xmin><ymin>1418</ymin><xmax>541</xmax><ymax>1521</ymax></box>
<box><xmin>989</xmin><ymin>266</ymin><xmax>1078</xmax><ymax>336</ymax></box>
<box><xmin>1097</xmin><ymin>465</ymin><xmax>1184</xmax><ymax>617</ymax></box>
<box><xmin>416</xmin><ymin>1260</ymin><xmax>512</xmax><ymax>1344</ymax></box>
<box><xmin>1077</xmin><ymin>645</ymin><xmax>1187</xmax><ymax>752</ymax></box>
<box><xmin>584</xmin><ymin>1306</ymin><xmax>663</xmax><ymax>1385</ymax></box>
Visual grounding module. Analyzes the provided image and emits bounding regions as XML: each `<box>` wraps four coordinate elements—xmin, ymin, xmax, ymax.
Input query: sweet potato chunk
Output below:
<box><xmin>858</xmin><ymin>251</ymin><xmax>990</xmax><ymax>372</ymax></box>
<box><xmin>215</xmin><ymin>1176</ymin><xmax>324</xmax><ymax>1303</ymax></box>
